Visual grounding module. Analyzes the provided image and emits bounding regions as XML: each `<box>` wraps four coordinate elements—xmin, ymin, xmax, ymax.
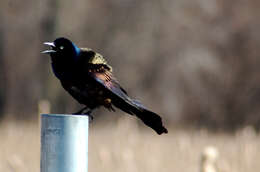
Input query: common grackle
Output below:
<box><xmin>42</xmin><ymin>37</ymin><xmax>168</xmax><ymax>135</ymax></box>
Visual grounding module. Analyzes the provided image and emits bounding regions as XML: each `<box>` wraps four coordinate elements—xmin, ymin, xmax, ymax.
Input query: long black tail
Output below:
<box><xmin>134</xmin><ymin>107</ymin><xmax>168</xmax><ymax>135</ymax></box>
<box><xmin>113</xmin><ymin>98</ymin><xmax>168</xmax><ymax>135</ymax></box>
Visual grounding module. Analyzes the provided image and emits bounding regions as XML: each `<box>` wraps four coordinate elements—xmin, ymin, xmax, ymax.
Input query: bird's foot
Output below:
<box><xmin>73</xmin><ymin>107</ymin><xmax>94</xmax><ymax>122</ymax></box>
<box><xmin>73</xmin><ymin>107</ymin><xmax>88</xmax><ymax>115</ymax></box>
<box><xmin>82</xmin><ymin>110</ymin><xmax>94</xmax><ymax>122</ymax></box>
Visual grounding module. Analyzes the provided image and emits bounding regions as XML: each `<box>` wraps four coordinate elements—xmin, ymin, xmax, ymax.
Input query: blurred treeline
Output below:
<box><xmin>1</xmin><ymin>0</ymin><xmax>260</xmax><ymax>131</ymax></box>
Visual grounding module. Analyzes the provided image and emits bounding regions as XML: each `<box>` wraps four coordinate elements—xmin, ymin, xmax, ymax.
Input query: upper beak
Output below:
<box><xmin>41</xmin><ymin>42</ymin><xmax>56</xmax><ymax>54</ymax></box>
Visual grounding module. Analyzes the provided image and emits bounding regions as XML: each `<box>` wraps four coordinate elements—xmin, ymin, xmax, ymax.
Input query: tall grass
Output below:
<box><xmin>0</xmin><ymin>117</ymin><xmax>259</xmax><ymax>172</ymax></box>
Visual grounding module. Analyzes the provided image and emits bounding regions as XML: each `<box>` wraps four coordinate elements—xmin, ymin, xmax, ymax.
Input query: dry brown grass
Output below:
<box><xmin>0</xmin><ymin>116</ymin><xmax>259</xmax><ymax>172</ymax></box>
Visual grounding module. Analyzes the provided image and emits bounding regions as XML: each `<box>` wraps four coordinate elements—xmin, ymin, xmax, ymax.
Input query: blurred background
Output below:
<box><xmin>1</xmin><ymin>0</ymin><xmax>260</xmax><ymax>171</ymax></box>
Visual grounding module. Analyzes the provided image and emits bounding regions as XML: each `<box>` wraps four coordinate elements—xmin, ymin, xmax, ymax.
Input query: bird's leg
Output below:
<box><xmin>73</xmin><ymin>107</ymin><xmax>88</xmax><ymax>115</ymax></box>
<box><xmin>82</xmin><ymin>109</ymin><xmax>94</xmax><ymax>121</ymax></box>
<box><xmin>73</xmin><ymin>107</ymin><xmax>94</xmax><ymax>121</ymax></box>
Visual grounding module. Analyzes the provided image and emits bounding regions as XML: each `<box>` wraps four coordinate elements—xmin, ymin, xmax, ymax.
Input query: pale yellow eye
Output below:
<box><xmin>60</xmin><ymin>46</ymin><xmax>64</xmax><ymax>50</ymax></box>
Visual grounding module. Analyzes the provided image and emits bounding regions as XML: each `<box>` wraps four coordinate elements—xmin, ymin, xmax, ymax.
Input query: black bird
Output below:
<box><xmin>42</xmin><ymin>37</ymin><xmax>168</xmax><ymax>135</ymax></box>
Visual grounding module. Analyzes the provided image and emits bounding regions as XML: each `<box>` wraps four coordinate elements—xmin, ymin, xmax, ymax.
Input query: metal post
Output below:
<box><xmin>40</xmin><ymin>114</ymin><xmax>89</xmax><ymax>172</ymax></box>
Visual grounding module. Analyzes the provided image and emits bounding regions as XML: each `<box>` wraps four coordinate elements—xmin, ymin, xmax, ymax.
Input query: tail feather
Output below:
<box><xmin>134</xmin><ymin>108</ymin><xmax>168</xmax><ymax>135</ymax></box>
<box><xmin>112</xmin><ymin>98</ymin><xmax>168</xmax><ymax>135</ymax></box>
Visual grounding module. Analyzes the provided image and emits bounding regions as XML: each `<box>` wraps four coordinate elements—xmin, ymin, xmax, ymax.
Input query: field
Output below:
<box><xmin>0</xmin><ymin>116</ymin><xmax>259</xmax><ymax>172</ymax></box>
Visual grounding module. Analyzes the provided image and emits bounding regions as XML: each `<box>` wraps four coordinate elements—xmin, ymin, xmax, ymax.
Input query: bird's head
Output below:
<box><xmin>42</xmin><ymin>37</ymin><xmax>80</xmax><ymax>62</ymax></box>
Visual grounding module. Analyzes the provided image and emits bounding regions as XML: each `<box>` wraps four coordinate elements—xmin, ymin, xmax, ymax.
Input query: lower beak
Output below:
<box><xmin>41</xmin><ymin>42</ymin><xmax>56</xmax><ymax>54</ymax></box>
<box><xmin>41</xmin><ymin>50</ymin><xmax>56</xmax><ymax>54</ymax></box>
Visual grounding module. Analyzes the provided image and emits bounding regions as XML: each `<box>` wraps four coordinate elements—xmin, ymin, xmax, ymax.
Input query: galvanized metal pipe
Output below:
<box><xmin>40</xmin><ymin>114</ymin><xmax>89</xmax><ymax>172</ymax></box>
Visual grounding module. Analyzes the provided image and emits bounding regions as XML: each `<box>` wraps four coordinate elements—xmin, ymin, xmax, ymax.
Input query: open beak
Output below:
<box><xmin>41</xmin><ymin>42</ymin><xmax>56</xmax><ymax>54</ymax></box>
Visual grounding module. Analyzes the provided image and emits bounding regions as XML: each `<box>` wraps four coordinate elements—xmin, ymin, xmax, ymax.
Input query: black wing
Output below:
<box><xmin>86</xmin><ymin>64</ymin><xmax>168</xmax><ymax>134</ymax></box>
<box><xmin>87</xmin><ymin>64</ymin><xmax>135</xmax><ymax>114</ymax></box>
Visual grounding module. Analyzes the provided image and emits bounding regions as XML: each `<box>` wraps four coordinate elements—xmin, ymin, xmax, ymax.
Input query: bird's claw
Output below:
<box><xmin>73</xmin><ymin>108</ymin><xmax>94</xmax><ymax>122</ymax></box>
<box><xmin>82</xmin><ymin>111</ymin><xmax>94</xmax><ymax>122</ymax></box>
